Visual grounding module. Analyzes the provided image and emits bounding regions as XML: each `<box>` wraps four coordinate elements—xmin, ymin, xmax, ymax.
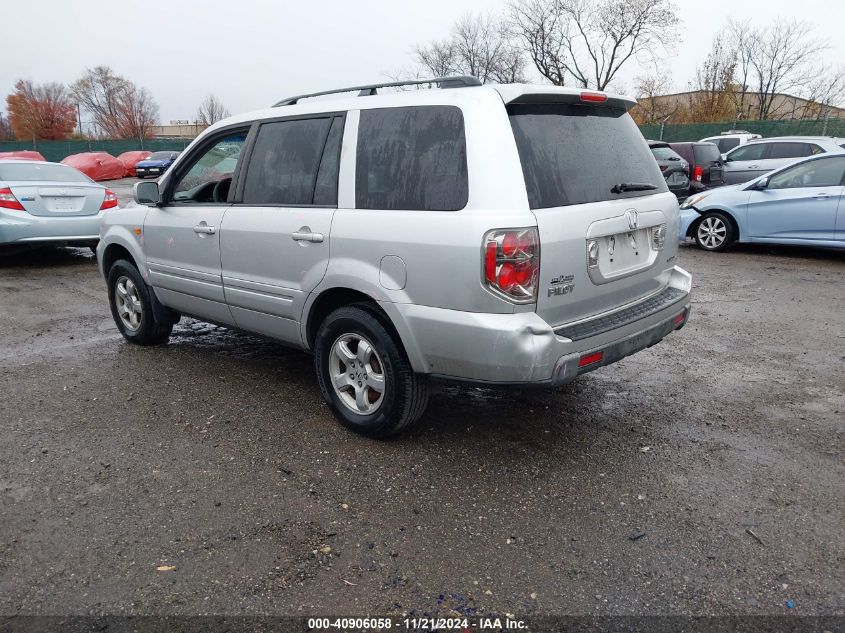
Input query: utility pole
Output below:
<box><xmin>77</xmin><ymin>103</ymin><xmax>82</xmax><ymax>136</ymax></box>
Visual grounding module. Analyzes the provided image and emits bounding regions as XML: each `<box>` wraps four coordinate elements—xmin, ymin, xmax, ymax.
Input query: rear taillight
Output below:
<box><xmin>0</xmin><ymin>187</ymin><xmax>25</xmax><ymax>211</ymax></box>
<box><xmin>580</xmin><ymin>91</ymin><xmax>608</xmax><ymax>103</ymax></box>
<box><xmin>482</xmin><ymin>227</ymin><xmax>539</xmax><ymax>303</ymax></box>
<box><xmin>659</xmin><ymin>165</ymin><xmax>668</xmax><ymax>172</ymax></box>
<box><xmin>100</xmin><ymin>189</ymin><xmax>118</xmax><ymax>210</ymax></box>
<box><xmin>693</xmin><ymin>165</ymin><xmax>703</xmax><ymax>182</ymax></box>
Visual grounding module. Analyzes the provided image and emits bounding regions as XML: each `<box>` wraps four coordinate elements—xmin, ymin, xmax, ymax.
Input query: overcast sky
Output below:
<box><xmin>3</xmin><ymin>0</ymin><xmax>844</xmax><ymax>123</ymax></box>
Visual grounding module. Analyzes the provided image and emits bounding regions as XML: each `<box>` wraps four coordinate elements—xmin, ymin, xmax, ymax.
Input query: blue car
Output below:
<box><xmin>135</xmin><ymin>151</ymin><xmax>180</xmax><ymax>179</ymax></box>
<box><xmin>679</xmin><ymin>153</ymin><xmax>845</xmax><ymax>251</ymax></box>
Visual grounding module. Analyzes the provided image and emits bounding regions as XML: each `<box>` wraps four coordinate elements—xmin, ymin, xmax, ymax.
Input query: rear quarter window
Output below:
<box><xmin>355</xmin><ymin>105</ymin><xmax>468</xmax><ymax>211</ymax></box>
<box><xmin>508</xmin><ymin>103</ymin><xmax>666</xmax><ymax>209</ymax></box>
<box><xmin>693</xmin><ymin>144</ymin><xmax>721</xmax><ymax>164</ymax></box>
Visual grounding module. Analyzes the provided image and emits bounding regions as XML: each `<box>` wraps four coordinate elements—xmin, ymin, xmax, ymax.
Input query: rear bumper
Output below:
<box><xmin>393</xmin><ymin>266</ymin><xmax>692</xmax><ymax>385</ymax></box>
<box><xmin>0</xmin><ymin>210</ymin><xmax>104</xmax><ymax>245</ymax></box>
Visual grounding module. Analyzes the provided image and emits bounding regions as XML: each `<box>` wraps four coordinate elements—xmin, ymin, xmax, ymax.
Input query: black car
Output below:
<box><xmin>647</xmin><ymin>140</ymin><xmax>690</xmax><ymax>199</ymax></box>
<box><xmin>135</xmin><ymin>151</ymin><xmax>180</xmax><ymax>179</ymax></box>
<box><xmin>668</xmin><ymin>142</ymin><xmax>724</xmax><ymax>193</ymax></box>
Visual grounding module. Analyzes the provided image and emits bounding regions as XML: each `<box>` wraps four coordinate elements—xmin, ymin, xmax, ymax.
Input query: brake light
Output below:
<box><xmin>482</xmin><ymin>227</ymin><xmax>539</xmax><ymax>303</ymax></box>
<box><xmin>0</xmin><ymin>187</ymin><xmax>25</xmax><ymax>211</ymax></box>
<box><xmin>100</xmin><ymin>189</ymin><xmax>118</xmax><ymax>210</ymax></box>
<box><xmin>580</xmin><ymin>91</ymin><xmax>608</xmax><ymax>103</ymax></box>
<box><xmin>659</xmin><ymin>165</ymin><xmax>668</xmax><ymax>172</ymax></box>
<box><xmin>693</xmin><ymin>165</ymin><xmax>703</xmax><ymax>182</ymax></box>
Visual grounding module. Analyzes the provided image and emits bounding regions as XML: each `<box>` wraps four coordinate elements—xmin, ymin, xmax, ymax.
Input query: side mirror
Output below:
<box><xmin>751</xmin><ymin>177</ymin><xmax>769</xmax><ymax>190</ymax></box>
<box><xmin>134</xmin><ymin>180</ymin><xmax>161</xmax><ymax>206</ymax></box>
<box><xmin>720</xmin><ymin>153</ymin><xmax>727</xmax><ymax>162</ymax></box>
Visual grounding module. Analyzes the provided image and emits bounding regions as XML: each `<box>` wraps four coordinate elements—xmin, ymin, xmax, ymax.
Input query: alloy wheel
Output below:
<box><xmin>328</xmin><ymin>333</ymin><xmax>386</xmax><ymax>415</ymax></box>
<box><xmin>697</xmin><ymin>216</ymin><xmax>727</xmax><ymax>249</ymax></box>
<box><xmin>114</xmin><ymin>275</ymin><xmax>142</xmax><ymax>331</ymax></box>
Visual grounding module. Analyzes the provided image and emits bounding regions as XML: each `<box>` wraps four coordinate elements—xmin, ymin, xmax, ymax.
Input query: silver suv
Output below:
<box><xmin>97</xmin><ymin>77</ymin><xmax>692</xmax><ymax>437</ymax></box>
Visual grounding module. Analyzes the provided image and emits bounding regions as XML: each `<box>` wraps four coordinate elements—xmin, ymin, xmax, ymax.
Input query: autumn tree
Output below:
<box><xmin>680</xmin><ymin>39</ymin><xmax>737</xmax><ymax>122</ymax></box>
<box><xmin>70</xmin><ymin>66</ymin><xmax>159</xmax><ymax>139</ymax></box>
<box><xmin>196</xmin><ymin>94</ymin><xmax>231</xmax><ymax>125</ymax></box>
<box><xmin>414</xmin><ymin>13</ymin><xmax>527</xmax><ymax>84</ymax></box>
<box><xmin>630</xmin><ymin>68</ymin><xmax>675</xmax><ymax>124</ymax></box>
<box><xmin>5</xmin><ymin>80</ymin><xmax>77</xmax><ymax>140</ymax></box>
<box><xmin>509</xmin><ymin>0</ymin><xmax>679</xmax><ymax>90</ymax></box>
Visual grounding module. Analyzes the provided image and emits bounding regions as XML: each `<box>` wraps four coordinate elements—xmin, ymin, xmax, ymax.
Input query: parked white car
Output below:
<box><xmin>699</xmin><ymin>130</ymin><xmax>762</xmax><ymax>157</ymax></box>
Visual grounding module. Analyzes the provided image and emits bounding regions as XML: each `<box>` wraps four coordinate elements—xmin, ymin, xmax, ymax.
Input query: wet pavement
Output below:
<box><xmin>0</xmin><ymin>238</ymin><xmax>843</xmax><ymax>617</ymax></box>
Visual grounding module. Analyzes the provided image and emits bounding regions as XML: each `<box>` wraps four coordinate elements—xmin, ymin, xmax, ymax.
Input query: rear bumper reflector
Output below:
<box><xmin>578</xmin><ymin>351</ymin><xmax>604</xmax><ymax>367</ymax></box>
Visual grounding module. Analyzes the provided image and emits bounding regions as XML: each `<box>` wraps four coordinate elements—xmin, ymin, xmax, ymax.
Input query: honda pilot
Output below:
<box><xmin>97</xmin><ymin>77</ymin><xmax>692</xmax><ymax>438</ymax></box>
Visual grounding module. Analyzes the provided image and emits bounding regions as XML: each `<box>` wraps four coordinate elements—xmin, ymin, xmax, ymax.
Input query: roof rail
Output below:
<box><xmin>273</xmin><ymin>76</ymin><xmax>482</xmax><ymax>107</ymax></box>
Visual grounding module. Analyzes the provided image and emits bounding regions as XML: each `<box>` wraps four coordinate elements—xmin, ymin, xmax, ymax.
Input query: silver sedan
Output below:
<box><xmin>0</xmin><ymin>159</ymin><xmax>118</xmax><ymax>250</ymax></box>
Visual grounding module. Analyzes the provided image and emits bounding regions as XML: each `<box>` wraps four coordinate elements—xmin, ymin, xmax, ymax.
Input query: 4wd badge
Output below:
<box><xmin>548</xmin><ymin>274</ymin><xmax>575</xmax><ymax>297</ymax></box>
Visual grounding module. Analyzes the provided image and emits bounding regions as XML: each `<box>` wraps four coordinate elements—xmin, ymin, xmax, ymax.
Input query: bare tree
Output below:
<box><xmin>414</xmin><ymin>12</ymin><xmax>527</xmax><ymax>83</ymax></box>
<box><xmin>197</xmin><ymin>94</ymin><xmax>231</xmax><ymax>125</ymax></box>
<box><xmin>0</xmin><ymin>112</ymin><xmax>12</xmax><ymax>140</ymax></box>
<box><xmin>728</xmin><ymin>19</ymin><xmax>830</xmax><ymax>120</ymax></box>
<box><xmin>70</xmin><ymin>66</ymin><xmax>159</xmax><ymax>139</ymax></box>
<box><xmin>509</xmin><ymin>0</ymin><xmax>680</xmax><ymax>90</ymax></box>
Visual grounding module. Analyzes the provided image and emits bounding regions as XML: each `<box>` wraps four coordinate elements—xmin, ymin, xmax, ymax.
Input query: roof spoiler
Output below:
<box><xmin>495</xmin><ymin>85</ymin><xmax>636</xmax><ymax>111</ymax></box>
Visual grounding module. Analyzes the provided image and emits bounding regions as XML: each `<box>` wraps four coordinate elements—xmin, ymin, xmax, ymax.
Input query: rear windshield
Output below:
<box><xmin>693</xmin><ymin>143</ymin><xmax>721</xmax><ymax>164</ymax></box>
<box><xmin>0</xmin><ymin>163</ymin><xmax>92</xmax><ymax>183</ymax></box>
<box><xmin>651</xmin><ymin>146</ymin><xmax>683</xmax><ymax>161</ymax></box>
<box><xmin>508</xmin><ymin>103</ymin><xmax>666</xmax><ymax>209</ymax></box>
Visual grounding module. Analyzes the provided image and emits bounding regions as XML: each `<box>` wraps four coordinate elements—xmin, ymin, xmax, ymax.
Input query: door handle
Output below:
<box><xmin>749</xmin><ymin>165</ymin><xmax>758</xmax><ymax>168</ymax></box>
<box><xmin>813</xmin><ymin>193</ymin><xmax>832</xmax><ymax>199</ymax></box>
<box><xmin>193</xmin><ymin>224</ymin><xmax>216</xmax><ymax>235</ymax></box>
<box><xmin>292</xmin><ymin>231</ymin><xmax>324</xmax><ymax>243</ymax></box>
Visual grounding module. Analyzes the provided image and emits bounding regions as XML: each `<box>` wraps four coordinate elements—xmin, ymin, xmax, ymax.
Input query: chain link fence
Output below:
<box><xmin>0</xmin><ymin>138</ymin><xmax>195</xmax><ymax>163</ymax></box>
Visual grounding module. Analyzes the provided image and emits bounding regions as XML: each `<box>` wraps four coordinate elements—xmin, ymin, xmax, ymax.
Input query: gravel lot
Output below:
<box><xmin>0</xmin><ymin>193</ymin><xmax>843</xmax><ymax>618</ymax></box>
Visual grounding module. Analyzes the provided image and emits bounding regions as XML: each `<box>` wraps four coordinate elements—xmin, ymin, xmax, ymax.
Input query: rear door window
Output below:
<box><xmin>508</xmin><ymin>103</ymin><xmax>666</xmax><ymax>209</ymax></box>
<box><xmin>242</xmin><ymin>117</ymin><xmax>334</xmax><ymax>206</ymax></box>
<box><xmin>356</xmin><ymin>106</ymin><xmax>468</xmax><ymax>211</ymax></box>
<box><xmin>693</xmin><ymin>144</ymin><xmax>721</xmax><ymax>164</ymax></box>
<box><xmin>767</xmin><ymin>143</ymin><xmax>811</xmax><ymax>159</ymax></box>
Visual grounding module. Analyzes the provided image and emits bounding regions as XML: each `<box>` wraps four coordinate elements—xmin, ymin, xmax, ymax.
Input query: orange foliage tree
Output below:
<box><xmin>6</xmin><ymin>80</ymin><xmax>77</xmax><ymax>140</ymax></box>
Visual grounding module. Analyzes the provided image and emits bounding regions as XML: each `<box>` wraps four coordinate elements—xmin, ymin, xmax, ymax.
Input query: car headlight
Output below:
<box><xmin>680</xmin><ymin>193</ymin><xmax>709</xmax><ymax>209</ymax></box>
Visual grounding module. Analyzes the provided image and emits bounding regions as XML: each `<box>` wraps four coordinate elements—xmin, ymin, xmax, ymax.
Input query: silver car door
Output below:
<box><xmin>219</xmin><ymin>115</ymin><xmax>343</xmax><ymax>343</ymax></box>
<box><xmin>143</xmin><ymin>128</ymin><xmax>250</xmax><ymax>324</ymax></box>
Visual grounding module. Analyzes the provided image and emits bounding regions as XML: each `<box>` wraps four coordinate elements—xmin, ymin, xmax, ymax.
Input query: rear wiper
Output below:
<box><xmin>611</xmin><ymin>182</ymin><xmax>658</xmax><ymax>194</ymax></box>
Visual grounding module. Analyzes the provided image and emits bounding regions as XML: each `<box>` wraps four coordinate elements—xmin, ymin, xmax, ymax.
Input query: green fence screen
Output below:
<box><xmin>2</xmin><ymin>118</ymin><xmax>844</xmax><ymax>163</ymax></box>
<box><xmin>638</xmin><ymin>118</ymin><xmax>845</xmax><ymax>142</ymax></box>
<box><xmin>0</xmin><ymin>138</ymin><xmax>194</xmax><ymax>163</ymax></box>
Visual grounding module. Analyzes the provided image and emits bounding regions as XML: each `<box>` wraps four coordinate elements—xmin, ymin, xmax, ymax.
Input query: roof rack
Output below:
<box><xmin>273</xmin><ymin>76</ymin><xmax>482</xmax><ymax>107</ymax></box>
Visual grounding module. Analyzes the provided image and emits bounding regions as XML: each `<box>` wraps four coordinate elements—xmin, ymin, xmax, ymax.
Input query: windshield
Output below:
<box><xmin>508</xmin><ymin>103</ymin><xmax>666</xmax><ymax>209</ymax></box>
<box><xmin>147</xmin><ymin>151</ymin><xmax>175</xmax><ymax>161</ymax></box>
<box><xmin>651</xmin><ymin>146</ymin><xmax>683</xmax><ymax>161</ymax></box>
<box><xmin>0</xmin><ymin>162</ymin><xmax>93</xmax><ymax>183</ymax></box>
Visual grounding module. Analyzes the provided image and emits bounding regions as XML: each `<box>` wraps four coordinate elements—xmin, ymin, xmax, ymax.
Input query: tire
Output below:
<box><xmin>107</xmin><ymin>259</ymin><xmax>173</xmax><ymax>345</ymax></box>
<box><xmin>314</xmin><ymin>304</ymin><xmax>429</xmax><ymax>438</ymax></box>
<box><xmin>694</xmin><ymin>211</ymin><xmax>735</xmax><ymax>251</ymax></box>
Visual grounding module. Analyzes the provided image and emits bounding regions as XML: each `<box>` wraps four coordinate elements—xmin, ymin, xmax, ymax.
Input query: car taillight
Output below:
<box><xmin>100</xmin><ymin>189</ymin><xmax>118</xmax><ymax>210</ymax></box>
<box><xmin>693</xmin><ymin>165</ymin><xmax>703</xmax><ymax>182</ymax></box>
<box><xmin>482</xmin><ymin>227</ymin><xmax>539</xmax><ymax>303</ymax></box>
<box><xmin>659</xmin><ymin>165</ymin><xmax>668</xmax><ymax>172</ymax></box>
<box><xmin>0</xmin><ymin>187</ymin><xmax>25</xmax><ymax>211</ymax></box>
